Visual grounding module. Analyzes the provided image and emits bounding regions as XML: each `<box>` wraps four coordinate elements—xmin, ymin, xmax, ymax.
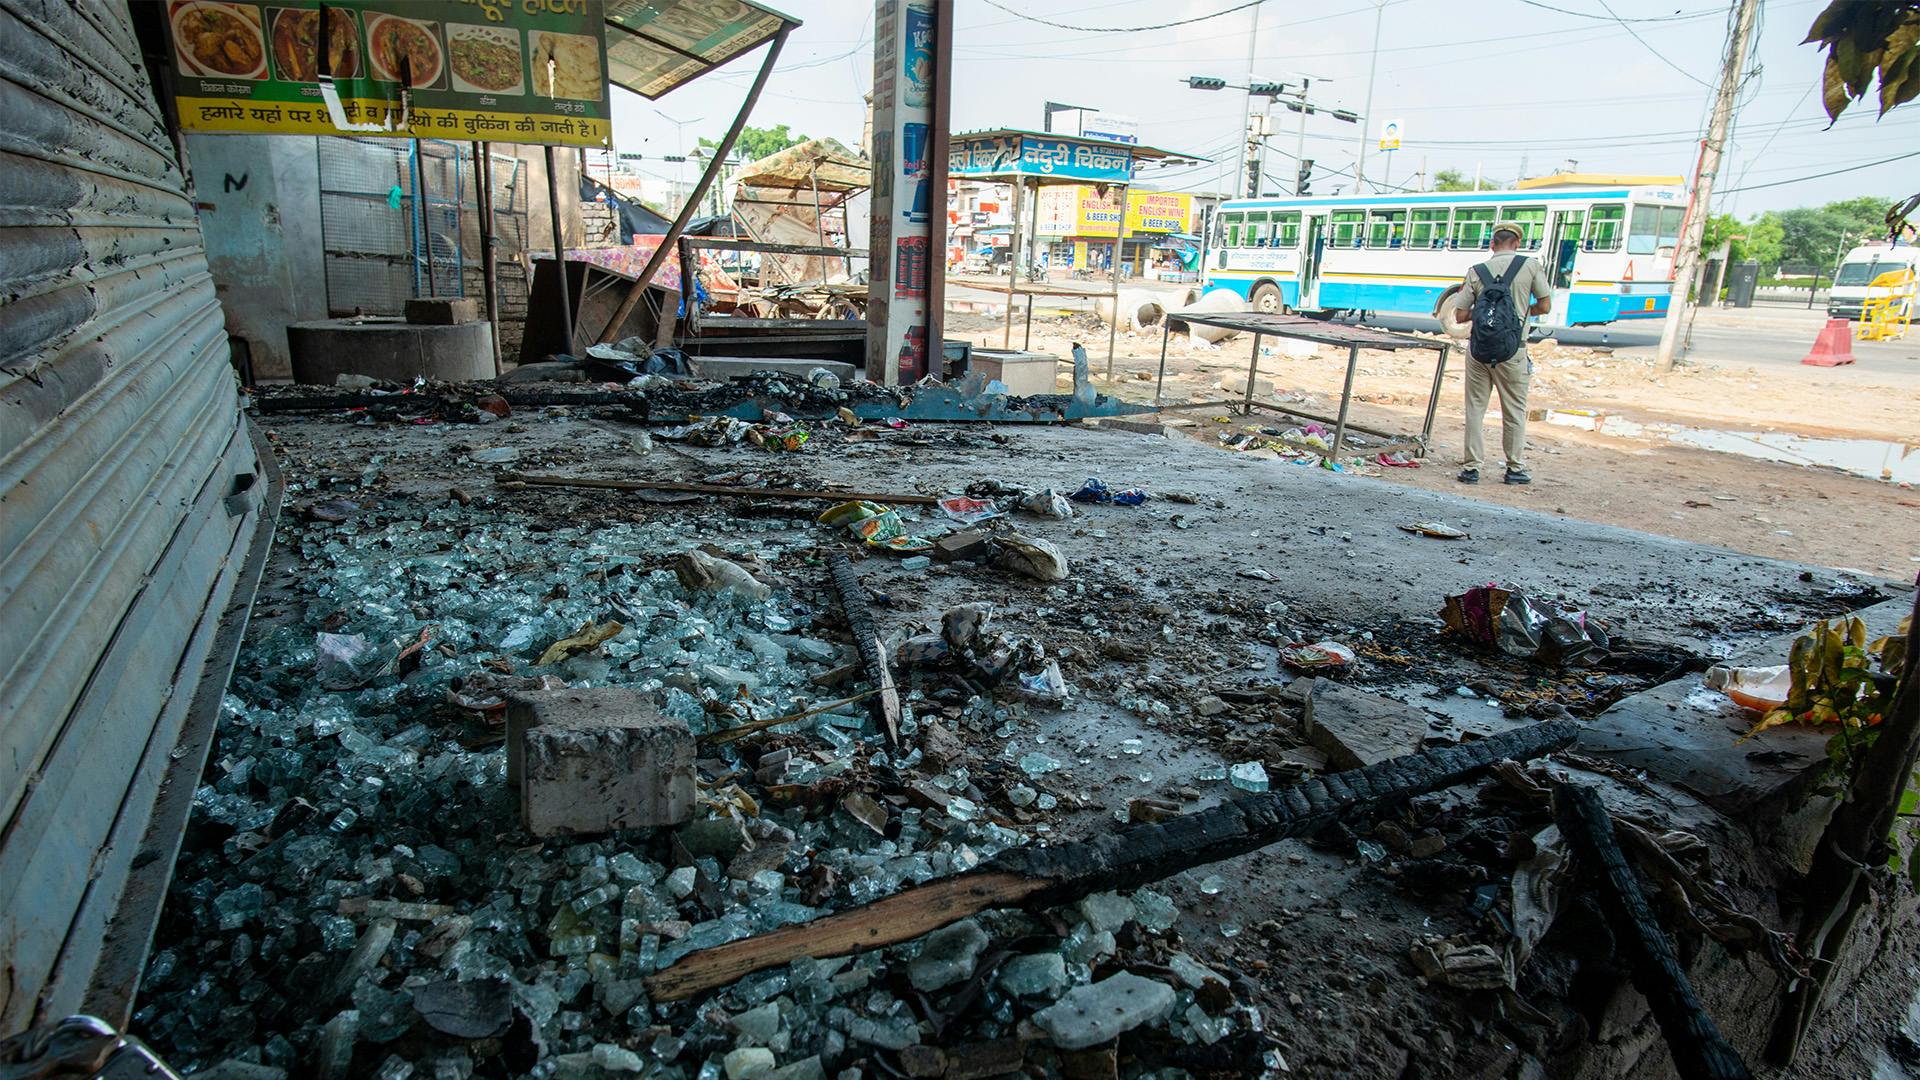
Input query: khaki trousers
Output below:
<box><xmin>1462</xmin><ymin>354</ymin><xmax>1530</xmax><ymax>472</ymax></box>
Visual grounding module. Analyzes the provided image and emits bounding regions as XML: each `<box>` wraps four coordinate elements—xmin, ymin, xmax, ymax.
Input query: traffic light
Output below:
<box><xmin>1248</xmin><ymin>81</ymin><xmax>1288</xmax><ymax>97</ymax></box>
<box><xmin>1296</xmin><ymin>159</ymin><xmax>1314</xmax><ymax>196</ymax></box>
<box><xmin>1186</xmin><ymin>76</ymin><xmax>1226</xmax><ymax>90</ymax></box>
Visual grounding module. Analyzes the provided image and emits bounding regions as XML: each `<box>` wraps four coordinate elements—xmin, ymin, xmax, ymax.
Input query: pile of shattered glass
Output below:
<box><xmin>136</xmin><ymin>496</ymin><xmax>1267</xmax><ymax>1079</ymax></box>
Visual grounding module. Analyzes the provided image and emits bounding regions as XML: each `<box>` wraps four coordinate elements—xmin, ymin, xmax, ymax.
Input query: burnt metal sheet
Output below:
<box><xmin>0</xmin><ymin>0</ymin><xmax>271</xmax><ymax>1033</ymax></box>
<box><xmin>1169</xmin><ymin>312</ymin><xmax>1446</xmax><ymax>351</ymax></box>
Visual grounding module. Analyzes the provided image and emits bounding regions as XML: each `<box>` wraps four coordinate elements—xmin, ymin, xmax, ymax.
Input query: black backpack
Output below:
<box><xmin>1468</xmin><ymin>257</ymin><xmax>1528</xmax><ymax>364</ymax></box>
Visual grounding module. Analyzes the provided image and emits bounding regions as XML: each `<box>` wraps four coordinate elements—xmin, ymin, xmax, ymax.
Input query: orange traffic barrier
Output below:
<box><xmin>1800</xmin><ymin>318</ymin><xmax>1856</xmax><ymax>367</ymax></box>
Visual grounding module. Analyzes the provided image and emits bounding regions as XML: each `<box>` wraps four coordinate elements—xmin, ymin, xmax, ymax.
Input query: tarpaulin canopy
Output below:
<box><xmin>730</xmin><ymin>137</ymin><xmax>871</xmax><ymax>194</ymax></box>
<box><xmin>605</xmin><ymin>0</ymin><xmax>801</xmax><ymax>100</ymax></box>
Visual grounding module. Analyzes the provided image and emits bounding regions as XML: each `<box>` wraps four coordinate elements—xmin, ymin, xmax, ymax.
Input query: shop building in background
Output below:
<box><xmin>1034</xmin><ymin>186</ymin><xmax>1198</xmax><ymax>278</ymax></box>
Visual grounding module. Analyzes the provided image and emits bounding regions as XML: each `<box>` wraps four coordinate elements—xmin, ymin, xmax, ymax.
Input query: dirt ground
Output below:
<box><xmin>947</xmin><ymin>308</ymin><xmax>1920</xmax><ymax>579</ymax></box>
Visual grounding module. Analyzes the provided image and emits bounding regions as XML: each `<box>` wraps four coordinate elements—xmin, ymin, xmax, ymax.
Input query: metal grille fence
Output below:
<box><xmin>317</xmin><ymin>138</ymin><xmax>528</xmax><ymax>316</ymax></box>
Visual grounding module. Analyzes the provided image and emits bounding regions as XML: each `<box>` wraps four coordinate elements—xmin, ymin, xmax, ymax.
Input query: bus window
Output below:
<box><xmin>1584</xmin><ymin>205</ymin><xmax>1624</xmax><ymax>251</ymax></box>
<box><xmin>1367</xmin><ymin>210</ymin><xmax>1406</xmax><ymax>249</ymax></box>
<box><xmin>1273</xmin><ymin>211</ymin><xmax>1301</xmax><ymax>247</ymax></box>
<box><xmin>1245</xmin><ymin>211</ymin><xmax>1270</xmax><ymax>247</ymax></box>
<box><xmin>1452</xmin><ymin>208</ymin><xmax>1496</xmax><ymax>249</ymax></box>
<box><xmin>1658</xmin><ymin>206</ymin><xmax>1684</xmax><ymax>248</ymax></box>
<box><xmin>1330</xmin><ymin>210</ymin><xmax>1365</xmax><ymax>248</ymax></box>
<box><xmin>1410</xmin><ymin>208</ymin><xmax>1450</xmax><ymax>249</ymax></box>
<box><xmin>1508</xmin><ymin>206</ymin><xmax>1547</xmax><ymax>248</ymax></box>
<box><xmin>1627</xmin><ymin>205</ymin><xmax>1685</xmax><ymax>254</ymax></box>
<box><xmin>1222</xmin><ymin>211</ymin><xmax>1245</xmax><ymax>247</ymax></box>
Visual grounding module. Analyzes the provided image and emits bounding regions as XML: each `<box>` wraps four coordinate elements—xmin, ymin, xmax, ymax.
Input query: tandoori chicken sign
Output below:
<box><xmin>165</xmin><ymin>0</ymin><xmax>611</xmax><ymax>146</ymax></box>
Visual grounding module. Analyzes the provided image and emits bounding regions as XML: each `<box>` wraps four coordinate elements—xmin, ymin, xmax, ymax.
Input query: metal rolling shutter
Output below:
<box><xmin>0</xmin><ymin>0</ymin><xmax>279</xmax><ymax>1030</ymax></box>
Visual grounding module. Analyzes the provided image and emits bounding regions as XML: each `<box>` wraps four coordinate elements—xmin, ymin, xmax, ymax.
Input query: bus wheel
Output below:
<box><xmin>1251</xmin><ymin>283</ymin><xmax>1283</xmax><ymax>313</ymax></box>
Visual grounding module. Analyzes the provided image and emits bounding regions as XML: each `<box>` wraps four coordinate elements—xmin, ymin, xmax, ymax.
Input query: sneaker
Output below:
<box><xmin>1504</xmin><ymin>469</ymin><xmax>1532</xmax><ymax>485</ymax></box>
<box><xmin>1457</xmin><ymin>468</ymin><xmax>1480</xmax><ymax>484</ymax></box>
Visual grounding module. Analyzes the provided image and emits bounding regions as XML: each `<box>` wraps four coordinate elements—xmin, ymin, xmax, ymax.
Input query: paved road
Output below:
<box><xmin>1364</xmin><ymin>301</ymin><xmax>1920</xmax><ymax>382</ymax></box>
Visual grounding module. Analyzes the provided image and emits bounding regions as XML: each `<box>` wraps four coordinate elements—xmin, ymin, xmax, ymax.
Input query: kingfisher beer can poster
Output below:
<box><xmin>166</xmin><ymin>0</ymin><xmax>612</xmax><ymax>146</ymax></box>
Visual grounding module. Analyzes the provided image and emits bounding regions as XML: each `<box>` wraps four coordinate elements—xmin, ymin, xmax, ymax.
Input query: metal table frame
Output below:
<box><xmin>1154</xmin><ymin>312</ymin><xmax>1452</xmax><ymax>461</ymax></box>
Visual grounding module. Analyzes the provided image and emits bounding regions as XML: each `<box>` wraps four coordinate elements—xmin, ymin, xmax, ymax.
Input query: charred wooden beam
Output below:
<box><xmin>1553</xmin><ymin>781</ymin><xmax>1752</xmax><ymax>1080</ymax></box>
<box><xmin>646</xmin><ymin>720</ymin><xmax>1576</xmax><ymax>1001</ymax></box>
<box><xmin>828</xmin><ymin>554</ymin><xmax>901</xmax><ymax>747</ymax></box>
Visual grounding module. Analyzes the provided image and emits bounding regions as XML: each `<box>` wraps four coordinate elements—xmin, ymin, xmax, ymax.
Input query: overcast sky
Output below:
<box><xmin>607</xmin><ymin>0</ymin><xmax>1919</xmax><ymax>216</ymax></box>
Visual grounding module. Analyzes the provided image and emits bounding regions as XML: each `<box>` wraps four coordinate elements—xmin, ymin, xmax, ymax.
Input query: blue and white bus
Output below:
<box><xmin>1201</xmin><ymin>183</ymin><xmax>1688</xmax><ymax>329</ymax></box>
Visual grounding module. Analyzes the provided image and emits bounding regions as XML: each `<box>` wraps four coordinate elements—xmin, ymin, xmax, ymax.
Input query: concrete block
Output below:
<box><xmin>1299</xmin><ymin>678</ymin><xmax>1430</xmax><ymax>771</ymax></box>
<box><xmin>932</xmin><ymin>529</ymin><xmax>992</xmax><ymax>563</ymax></box>
<box><xmin>968</xmin><ymin>349</ymin><xmax>1060</xmax><ymax>396</ymax></box>
<box><xmin>405</xmin><ymin>296</ymin><xmax>481</xmax><ymax>325</ymax></box>
<box><xmin>507</xmin><ymin>688</ymin><xmax>695</xmax><ymax>835</ymax></box>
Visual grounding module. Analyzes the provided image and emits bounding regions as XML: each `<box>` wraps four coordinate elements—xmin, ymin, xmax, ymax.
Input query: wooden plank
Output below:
<box><xmin>506</xmin><ymin>473</ymin><xmax>939</xmax><ymax>505</ymax></box>
<box><xmin>647</xmin><ymin>872</ymin><xmax>1046</xmax><ymax>1001</ymax></box>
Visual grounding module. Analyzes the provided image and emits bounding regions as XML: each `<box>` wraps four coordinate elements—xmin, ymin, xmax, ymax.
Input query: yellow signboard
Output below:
<box><xmin>1124</xmin><ymin>191</ymin><xmax>1192</xmax><ymax>233</ymax></box>
<box><xmin>166</xmin><ymin>0</ymin><xmax>612</xmax><ymax>147</ymax></box>
<box><xmin>1038</xmin><ymin>188</ymin><xmax>1193</xmax><ymax>237</ymax></box>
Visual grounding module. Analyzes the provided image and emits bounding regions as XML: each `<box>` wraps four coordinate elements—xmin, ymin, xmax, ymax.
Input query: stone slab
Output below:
<box><xmin>1298</xmin><ymin>678</ymin><xmax>1432</xmax><ymax>771</ymax></box>
<box><xmin>1575</xmin><ymin>594</ymin><xmax>1913</xmax><ymax>827</ymax></box>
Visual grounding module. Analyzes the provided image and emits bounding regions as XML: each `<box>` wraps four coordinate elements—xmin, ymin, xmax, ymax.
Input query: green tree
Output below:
<box><xmin>1702</xmin><ymin>212</ymin><xmax>1785</xmax><ymax>270</ymax></box>
<box><xmin>697</xmin><ymin>124</ymin><xmax>808</xmax><ymax>164</ymax></box>
<box><xmin>1772</xmin><ymin>196</ymin><xmax>1894</xmax><ymax>269</ymax></box>
<box><xmin>1430</xmin><ymin>168</ymin><xmax>1477</xmax><ymax>192</ymax></box>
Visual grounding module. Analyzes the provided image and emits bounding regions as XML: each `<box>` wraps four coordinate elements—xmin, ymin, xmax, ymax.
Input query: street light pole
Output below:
<box><xmin>1234</xmin><ymin>2</ymin><xmax>1261</xmax><ymax>203</ymax></box>
<box><xmin>1353</xmin><ymin>0</ymin><xmax>1384</xmax><ymax>191</ymax></box>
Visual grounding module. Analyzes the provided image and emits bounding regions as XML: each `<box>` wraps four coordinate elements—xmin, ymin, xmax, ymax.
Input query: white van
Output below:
<box><xmin>1828</xmin><ymin>243</ymin><xmax>1918</xmax><ymax>321</ymax></box>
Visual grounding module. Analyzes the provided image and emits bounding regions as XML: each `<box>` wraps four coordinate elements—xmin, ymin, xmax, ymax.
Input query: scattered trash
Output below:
<box><xmin>1017</xmin><ymin>660</ymin><xmax>1069</xmax><ymax>706</ymax></box>
<box><xmin>1409</xmin><ymin>940</ymin><xmax>1510</xmax><ymax>990</ymax></box>
<box><xmin>536</xmin><ymin>620</ymin><xmax>624</xmax><ymax>666</ymax></box>
<box><xmin>1067</xmin><ymin>478</ymin><xmax>1143</xmax><ymax>506</ymax></box>
<box><xmin>1738</xmin><ymin>615</ymin><xmax>1906</xmax><ymax>736</ymax></box>
<box><xmin>994</xmin><ymin>534</ymin><xmax>1070</xmax><ymax>582</ymax></box>
<box><xmin>467</xmin><ymin>446</ymin><xmax>521</xmax><ymax>464</ymax></box>
<box><xmin>817</xmin><ymin>500</ymin><xmax>933</xmax><ymax>554</ymax></box>
<box><xmin>1280</xmin><ymin>640</ymin><xmax>1355</xmax><ymax>670</ymax></box>
<box><xmin>1400</xmin><ymin>521</ymin><xmax>1470</xmax><ymax>540</ymax></box>
<box><xmin>1021</xmin><ymin>489</ymin><xmax>1074</xmax><ymax>519</ymax></box>
<box><xmin>1703</xmin><ymin>664</ymin><xmax>1792</xmax><ymax>713</ymax></box>
<box><xmin>673</xmin><ymin>550</ymin><xmax>772</xmax><ymax>600</ymax></box>
<box><xmin>1377</xmin><ymin>452</ymin><xmax>1421</xmax><ymax>468</ymax></box>
<box><xmin>936</xmin><ymin>495</ymin><xmax>1001</xmax><ymax>525</ymax></box>
<box><xmin>304</xmin><ymin>498</ymin><xmax>361</xmax><ymax>523</ymax></box>
<box><xmin>1440</xmin><ymin>585</ymin><xmax>1609</xmax><ymax>666</ymax></box>
<box><xmin>315</xmin><ymin>632</ymin><xmax>383</xmax><ymax>690</ymax></box>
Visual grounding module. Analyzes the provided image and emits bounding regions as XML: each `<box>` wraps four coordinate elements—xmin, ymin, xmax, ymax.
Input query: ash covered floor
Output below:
<box><xmin>135</xmin><ymin>397</ymin><xmax>1912</xmax><ymax>1080</ymax></box>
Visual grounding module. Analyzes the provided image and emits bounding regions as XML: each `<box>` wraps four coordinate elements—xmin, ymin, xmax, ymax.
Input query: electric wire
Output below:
<box><xmin>1595</xmin><ymin>0</ymin><xmax>1714</xmax><ymax>87</ymax></box>
<box><xmin>975</xmin><ymin>0</ymin><xmax>1264</xmax><ymax>33</ymax></box>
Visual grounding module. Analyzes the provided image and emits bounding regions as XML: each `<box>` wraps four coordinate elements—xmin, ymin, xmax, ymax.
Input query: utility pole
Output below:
<box><xmin>1655</xmin><ymin>0</ymin><xmax>1760</xmax><ymax>374</ymax></box>
<box><xmin>1234</xmin><ymin>2</ymin><xmax>1261</xmax><ymax>203</ymax></box>
<box><xmin>1352</xmin><ymin>0</ymin><xmax>1384</xmax><ymax>191</ymax></box>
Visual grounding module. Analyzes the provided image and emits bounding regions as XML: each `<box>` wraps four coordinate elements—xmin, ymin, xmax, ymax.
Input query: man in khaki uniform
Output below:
<box><xmin>1451</xmin><ymin>221</ymin><xmax>1553</xmax><ymax>484</ymax></box>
